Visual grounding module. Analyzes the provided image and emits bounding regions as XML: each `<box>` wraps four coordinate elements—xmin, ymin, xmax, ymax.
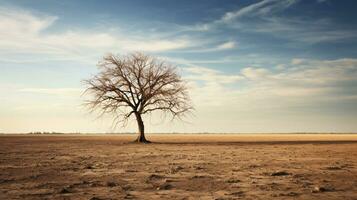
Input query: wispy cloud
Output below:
<box><xmin>216</xmin><ymin>41</ymin><xmax>236</xmax><ymax>50</ymax></box>
<box><xmin>184</xmin><ymin>66</ymin><xmax>243</xmax><ymax>84</ymax></box>
<box><xmin>186</xmin><ymin>58</ymin><xmax>357</xmax><ymax>109</ymax></box>
<box><xmin>184</xmin><ymin>0</ymin><xmax>298</xmax><ymax>31</ymax></box>
<box><xmin>1</xmin><ymin>1</ymin><xmax>357</xmax><ymax>133</ymax></box>
<box><xmin>170</xmin><ymin>41</ymin><xmax>237</xmax><ymax>53</ymax></box>
<box><xmin>17</xmin><ymin>57</ymin><xmax>357</xmax><ymax>119</ymax></box>
<box><xmin>182</xmin><ymin>0</ymin><xmax>356</xmax><ymax>44</ymax></box>
<box><xmin>0</xmin><ymin>6</ymin><xmax>195</xmax><ymax>63</ymax></box>
<box><xmin>18</xmin><ymin>88</ymin><xmax>82</xmax><ymax>96</ymax></box>
<box><xmin>219</xmin><ymin>0</ymin><xmax>298</xmax><ymax>23</ymax></box>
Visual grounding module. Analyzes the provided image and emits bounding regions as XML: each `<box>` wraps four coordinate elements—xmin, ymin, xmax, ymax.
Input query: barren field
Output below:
<box><xmin>1</xmin><ymin>134</ymin><xmax>357</xmax><ymax>200</ymax></box>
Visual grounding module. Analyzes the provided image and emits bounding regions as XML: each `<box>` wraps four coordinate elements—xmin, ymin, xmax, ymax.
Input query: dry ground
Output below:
<box><xmin>0</xmin><ymin>134</ymin><xmax>357</xmax><ymax>200</ymax></box>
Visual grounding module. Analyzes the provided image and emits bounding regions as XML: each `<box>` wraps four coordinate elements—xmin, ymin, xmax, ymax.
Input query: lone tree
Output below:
<box><xmin>83</xmin><ymin>52</ymin><xmax>192</xmax><ymax>143</ymax></box>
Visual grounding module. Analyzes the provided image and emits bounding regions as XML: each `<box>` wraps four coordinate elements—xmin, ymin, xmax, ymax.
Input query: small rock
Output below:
<box><xmin>226</xmin><ymin>178</ymin><xmax>241</xmax><ymax>183</ymax></box>
<box><xmin>29</xmin><ymin>175</ymin><xmax>39</xmax><ymax>179</ymax></box>
<box><xmin>191</xmin><ymin>175</ymin><xmax>206</xmax><ymax>179</ymax></box>
<box><xmin>230</xmin><ymin>191</ymin><xmax>244</xmax><ymax>196</ymax></box>
<box><xmin>106</xmin><ymin>181</ymin><xmax>117</xmax><ymax>187</ymax></box>
<box><xmin>156</xmin><ymin>183</ymin><xmax>172</xmax><ymax>190</ymax></box>
<box><xmin>325</xmin><ymin>166</ymin><xmax>343</xmax><ymax>170</ymax></box>
<box><xmin>148</xmin><ymin>174</ymin><xmax>164</xmax><ymax>180</ymax></box>
<box><xmin>271</xmin><ymin>171</ymin><xmax>290</xmax><ymax>176</ymax></box>
<box><xmin>89</xmin><ymin>197</ymin><xmax>102</xmax><ymax>200</ymax></box>
<box><xmin>279</xmin><ymin>192</ymin><xmax>299</xmax><ymax>196</ymax></box>
<box><xmin>89</xmin><ymin>181</ymin><xmax>102</xmax><ymax>187</ymax></box>
<box><xmin>124</xmin><ymin>194</ymin><xmax>134</xmax><ymax>199</ymax></box>
<box><xmin>125</xmin><ymin>169</ymin><xmax>137</xmax><ymax>173</ymax></box>
<box><xmin>81</xmin><ymin>180</ymin><xmax>90</xmax><ymax>184</ymax></box>
<box><xmin>122</xmin><ymin>185</ymin><xmax>132</xmax><ymax>191</ymax></box>
<box><xmin>0</xmin><ymin>179</ymin><xmax>14</xmax><ymax>184</ymax></box>
<box><xmin>312</xmin><ymin>186</ymin><xmax>333</xmax><ymax>193</ymax></box>
<box><xmin>169</xmin><ymin>166</ymin><xmax>183</xmax><ymax>173</ymax></box>
<box><xmin>164</xmin><ymin>179</ymin><xmax>173</xmax><ymax>183</ymax></box>
<box><xmin>85</xmin><ymin>165</ymin><xmax>93</xmax><ymax>169</ymax></box>
<box><xmin>59</xmin><ymin>187</ymin><xmax>71</xmax><ymax>194</ymax></box>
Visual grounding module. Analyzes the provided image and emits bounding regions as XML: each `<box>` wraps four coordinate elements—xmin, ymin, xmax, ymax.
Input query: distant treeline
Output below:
<box><xmin>18</xmin><ymin>132</ymin><xmax>357</xmax><ymax>135</ymax></box>
<box><xmin>26</xmin><ymin>132</ymin><xmax>130</xmax><ymax>135</ymax></box>
<box><xmin>27</xmin><ymin>132</ymin><xmax>80</xmax><ymax>135</ymax></box>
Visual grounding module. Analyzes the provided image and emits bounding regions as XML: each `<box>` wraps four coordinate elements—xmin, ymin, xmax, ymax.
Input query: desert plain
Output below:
<box><xmin>0</xmin><ymin>134</ymin><xmax>357</xmax><ymax>200</ymax></box>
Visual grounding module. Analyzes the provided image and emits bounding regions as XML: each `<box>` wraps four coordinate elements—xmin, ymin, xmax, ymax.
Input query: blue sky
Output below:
<box><xmin>1</xmin><ymin>0</ymin><xmax>357</xmax><ymax>133</ymax></box>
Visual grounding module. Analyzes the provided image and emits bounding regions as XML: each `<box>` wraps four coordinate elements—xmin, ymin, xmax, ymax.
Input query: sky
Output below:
<box><xmin>1</xmin><ymin>0</ymin><xmax>357</xmax><ymax>133</ymax></box>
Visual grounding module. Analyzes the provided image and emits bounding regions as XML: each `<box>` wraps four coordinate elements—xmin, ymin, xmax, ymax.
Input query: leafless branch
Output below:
<box><xmin>83</xmin><ymin>52</ymin><xmax>193</xmax><ymax>141</ymax></box>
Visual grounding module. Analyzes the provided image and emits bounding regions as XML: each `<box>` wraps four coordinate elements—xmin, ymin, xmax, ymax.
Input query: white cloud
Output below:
<box><xmin>2</xmin><ymin>4</ymin><xmax>357</xmax><ymax>133</ymax></box>
<box><xmin>291</xmin><ymin>58</ymin><xmax>305</xmax><ymax>65</ymax></box>
<box><xmin>220</xmin><ymin>0</ymin><xmax>298</xmax><ymax>23</ymax></box>
<box><xmin>216</xmin><ymin>41</ymin><xmax>236</xmax><ymax>50</ymax></box>
<box><xmin>247</xmin><ymin>17</ymin><xmax>357</xmax><ymax>44</ymax></box>
<box><xmin>241</xmin><ymin>67</ymin><xmax>271</xmax><ymax>80</ymax></box>
<box><xmin>18</xmin><ymin>88</ymin><xmax>83</xmax><ymax>96</ymax></box>
<box><xmin>0</xmin><ymin>7</ymin><xmax>57</xmax><ymax>36</ymax></box>
<box><xmin>171</xmin><ymin>41</ymin><xmax>237</xmax><ymax>53</ymax></box>
<box><xmin>184</xmin><ymin>66</ymin><xmax>243</xmax><ymax>84</ymax></box>
<box><xmin>0</xmin><ymin>6</ymin><xmax>194</xmax><ymax>63</ymax></box>
<box><xmin>3</xmin><ymin>57</ymin><xmax>357</xmax><ymax>133</ymax></box>
<box><xmin>173</xmin><ymin>58</ymin><xmax>357</xmax><ymax>132</ymax></box>
<box><xmin>183</xmin><ymin>0</ymin><xmax>356</xmax><ymax>44</ymax></box>
<box><xmin>186</xmin><ymin>58</ymin><xmax>357</xmax><ymax>110</ymax></box>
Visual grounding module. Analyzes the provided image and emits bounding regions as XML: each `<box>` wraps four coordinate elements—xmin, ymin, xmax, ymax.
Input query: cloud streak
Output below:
<box><xmin>0</xmin><ymin>6</ymin><xmax>195</xmax><ymax>63</ymax></box>
<box><xmin>183</xmin><ymin>0</ymin><xmax>356</xmax><ymax>44</ymax></box>
<box><xmin>219</xmin><ymin>0</ymin><xmax>298</xmax><ymax>23</ymax></box>
<box><xmin>186</xmin><ymin>58</ymin><xmax>357</xmax><ymax>109</ymax></box>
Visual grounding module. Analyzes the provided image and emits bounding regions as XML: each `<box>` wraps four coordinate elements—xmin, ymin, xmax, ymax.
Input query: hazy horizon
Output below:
<box><xmin>1</xmin><ymin>0</ymin><xmax>357</xmax><ymax>133</ymax></box>
<box><xmin>2</xmin><ymin>132</ymin><xmax>357</xmax><ymax>135</ymax></box>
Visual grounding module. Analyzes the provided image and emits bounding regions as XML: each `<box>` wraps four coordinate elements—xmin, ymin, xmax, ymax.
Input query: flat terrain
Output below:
<box><xmin>1</xmin><ymin>134</ymin><xmax>357</xmax><ymax>200</ymax></box>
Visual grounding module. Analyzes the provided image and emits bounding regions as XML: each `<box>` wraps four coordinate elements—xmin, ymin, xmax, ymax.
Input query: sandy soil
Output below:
<box><xmin>1</xmin><ymin>134</ymin><xmax>357</xmax><ymax>200</ymax></box>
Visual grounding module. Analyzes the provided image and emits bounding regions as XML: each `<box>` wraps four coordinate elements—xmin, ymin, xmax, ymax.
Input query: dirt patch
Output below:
<box><xmin>0</xmin><ymin>134</ymin><xmax>357</xmax><ymax>199</ymax></box>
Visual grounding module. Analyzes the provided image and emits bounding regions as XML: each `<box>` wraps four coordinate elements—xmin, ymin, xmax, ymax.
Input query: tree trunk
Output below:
<box><xmin>134</xmin><ymin>112</ymin><xmax>150</xmax><ymax>143</ymax></box>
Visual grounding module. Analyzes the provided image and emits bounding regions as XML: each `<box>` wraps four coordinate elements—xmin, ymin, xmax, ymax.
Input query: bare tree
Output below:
<box><xmin>83</xmin><ymin>52</ymin><xmax>192</xmax><ymax>143</ymax></box>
